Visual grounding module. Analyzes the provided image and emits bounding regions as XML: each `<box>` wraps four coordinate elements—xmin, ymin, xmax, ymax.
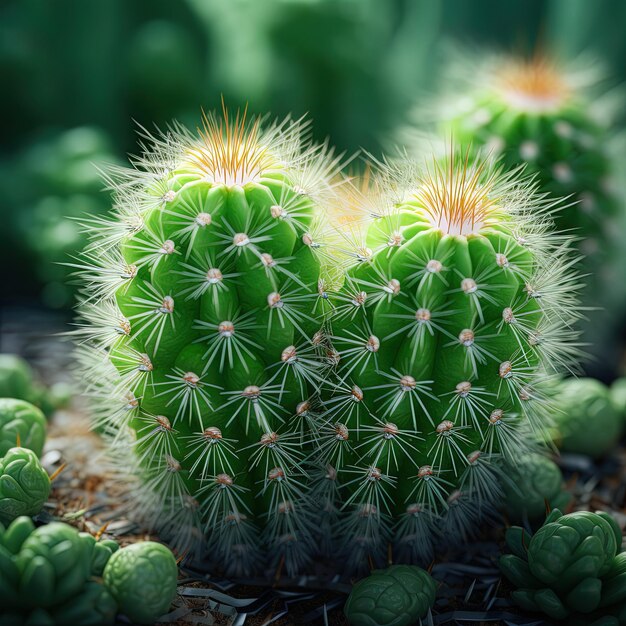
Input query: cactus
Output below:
<box><xmin>500</xmin><ymin>508</ymin><xmax>626</xmax><ymax>623</ymax></box>
<box><xmin>408</xmin><ymin>51</ymin><xmax>624</xmax><ymax>372</ymax></box>
<box><xmin>103</xmin><ymin>541</ymin><xmax>178</xmax><ymax>625</ymax></box>
<box><xmin>316</xmin><ymin>149</ymin><xmax>582</xmax><ymax>569</ymax></box>
<box><xmin>343</xmin><ymin>564</ymin><xmax>436</xmax><ymax>626</ymax></box>
<box><xmin>551</xmin><ymin>378</ymin><xmax>623</xmax><ymax>459</ymax></box>
<box><xmin>73</xmin><ymin>105</ymin><xmax>343</xmax><ymax>575</ymax></box>
<box><xmin>0</xmin><ymin>399</ymin><xmax>47</xmax><ymax>457</ymax></box>
<box><xmin>0</xmin><ymin>447</ymin><xmax>50</xmax><ymax>524</ymax></box>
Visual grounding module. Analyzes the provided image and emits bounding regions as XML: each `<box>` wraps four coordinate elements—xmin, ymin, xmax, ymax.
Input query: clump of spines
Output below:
<box><xmin>72</xmin><ymin>105</ymin><xmax>345</xmax><ymax>576</ymax></box>
<box><xmin>315</xmin><ymin>148</ymin><xmax>583</xmax><ymax>571</ymax></box>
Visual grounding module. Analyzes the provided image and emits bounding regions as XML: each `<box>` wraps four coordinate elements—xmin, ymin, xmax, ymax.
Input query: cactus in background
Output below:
<box><xmin>408</xmin><ymin>51</ymin><xmax>624</xmax><ymax>374</ymax></box>
<box><xmin>551</xmin><ymin>378</ymin><xmax>623</xmax><ymax>459</ymax></box>
<box><xmin>0</xmin><ymin>399</ymin><xmax>47</xmax><ymax>457</ymax></box>
<box><xmin>500</xmin><ymin>508</ymin><xmax>626</xmax><ymax>623</ymax></box>
<box><xmin>501</xmin><ymin>453</ymin><xmax>570</xmax><ymax>523</ymax></box>
<box><xmin>316</xmin><ymin>149</ymin><xmax>583</xmax><ymax>570</ymax></box>
<box><xmin>73</xmin><ymin>105</ymin><xmax>343</xmax><ymax>576</ymax></box>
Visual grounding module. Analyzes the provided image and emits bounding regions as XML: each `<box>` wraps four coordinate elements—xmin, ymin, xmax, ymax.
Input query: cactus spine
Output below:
<box><xmin>73</xmin><ymin>106</ymin><xmax>342</xmax><ymax>576</ymax></box>
<box><xmin>317</xmin><ymin>149</ymin><xmax>583</xmax><ymax>570</ymax></box>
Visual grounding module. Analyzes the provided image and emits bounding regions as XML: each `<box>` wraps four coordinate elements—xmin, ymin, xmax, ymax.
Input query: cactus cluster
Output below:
<box><xmin>500</xmin><ymin>508</ymin><xmax>626</xmax><ymax>625</ymax></box>
<box><xmin>74</xmin><ymin>106</ymin><xmax>582</xmax><ymax>576</ymax></box>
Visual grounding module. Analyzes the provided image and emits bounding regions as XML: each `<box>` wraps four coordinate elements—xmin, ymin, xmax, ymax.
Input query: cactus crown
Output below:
<box><xmin>317</xmin><ymin>148</ymin><xmax>583</xmax><ymax>567</ymax></box>
<box><xmin>73</xmin><ymin>105</ymin><xmax>346</xmax><ymax>575</ymax></box>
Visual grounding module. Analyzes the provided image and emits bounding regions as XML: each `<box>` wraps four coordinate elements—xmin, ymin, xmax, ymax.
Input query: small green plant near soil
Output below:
<box><xmin>0</xmin><ymin>447</ymin><xmax>50</xmax><ymax>525</ymax></box>
<box><xmin>501</xmin><ymin>453</ymin><xmax>570</xmax><ymax>523</ymax></box>
<box><xmin>550</xmin><ymin>378</ymin><xmax>623</xmax><ymax>459</ymax></box>
<box><xmin>0</xmin><ymin>398</ymin><xmax>47</xmax><ymax>458</ymax></box>
<box><xmin>500</xmin><ymin>508</ymin><xmax>626</xmax><ymax>625</ymax></box>
<box><xmin>0</xmin><ymin>516</ymin><xmax>178</xmax><ymax>625</ymax></box>
<box><xmin>343</xmin><ymin>564</ymin><xmax>436</xmax><ymax>626</ymax></box>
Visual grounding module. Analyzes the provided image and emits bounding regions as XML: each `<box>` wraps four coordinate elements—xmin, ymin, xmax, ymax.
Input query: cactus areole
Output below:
<box><xmin>319</xmin><ymin>149</ymin><xmax>582</xmax><ymax>567</ymax></box>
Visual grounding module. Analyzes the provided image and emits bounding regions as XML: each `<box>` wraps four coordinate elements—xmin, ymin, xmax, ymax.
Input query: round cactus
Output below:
<box><xmin>317</xmin><ymin>149</ymin><xmax>583</xmax><ymax>568</ymax></box>
<box><xmin>73</xmin><ymin>106</ymin><xmax>342</xmax><ymax>575</ymax></box>
<box><xmin>414</xmin><ymin>51</ymin><xmax>623</xmax><ymax>370</ymax></box>
<box><xmin>0</xmin><ymin>398</ymin><xmax>47</xmax><ymax>457</ymax></box>
<box><xmin>0</xmin><ymin>398</ymin><xmax>46</xmax><ymax>456</ymax></box>
<box><xmin>551</xmin><ymin>378</ymin><xmax>622</xmax><ymax>459</ymax></box>
<box><xmin>502</xmin><ymin>453</ymin><xmax>570</xmax><ymax>522</ymax></box>
<box><xmin>103</xmin><ymin>541</ymin><xmax>177</xmax><ymax>624</ymax></box>
<box><xmin>343</xmin><ymin>564</ymin><xmax>436</xmax><ymax>626</ymax></box>
<box><xmin>0</xmin><ymin>447</ymin><xmax>50</xmax><ymax>525</ymax></box>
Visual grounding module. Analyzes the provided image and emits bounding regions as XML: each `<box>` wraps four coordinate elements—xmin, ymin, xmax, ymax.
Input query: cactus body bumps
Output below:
<box><xmin>319</xmin><ymin>151</ymin><xmax>582</xmax><ymax>568</ymax></box>
<box><xmin>74</xmin><ymin>107</ymin><xmax>340</xmax><ymax>575</ymax></box>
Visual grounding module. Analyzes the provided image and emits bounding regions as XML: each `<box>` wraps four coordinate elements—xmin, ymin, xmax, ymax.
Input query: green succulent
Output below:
<box><xmin>7</xmin><ymin>522</ymin><xmax>97</xmax><ymax>609</ymax></box>
<box><xmin>551</xmin><ymin>378</ymin><xmax>622</xmax><ymax>459</ymax></box>
<box><xmin>103</xmin><ymin>541</ymin><xmax>178</xmax><ymax>624</ymax></box>
<box><xmin>501</xmin><ymin>453</ymin><xmax>570</xmax><ymax>522</ymax></box>
<box><xmin>0</xmin><ymin>355</ymin><xmax>69</xmax><ymax>419</ymax></box>
<box><xmin>343</xmin><ymin>564</ymin><xmax>436</xmax><ymax>626</ymax></box>
<box><xmin>500</xmin><ymin>509</ymin><xmax>626</xmax><ymax>621</ymax></box>
<box><xmin>0</xmin><ymin>398</ymin><xmax>47</xmax><ymax>457</ymax></box>
<box><xmin>0</xmin><ymin>447</ymin><xmax>50</xmax><ymax>525</ymax></box>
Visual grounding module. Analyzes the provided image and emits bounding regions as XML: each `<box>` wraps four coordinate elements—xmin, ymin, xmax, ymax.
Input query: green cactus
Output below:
<box><xmin>500</xmin><ymin>508</ymin><xmax>626</xmax><ymax>622</ymax></box>
<box><xmin>501</xmin><ymin>453</ymin><xmax>571</xmax><ymax>523</ymax></box>
<box><xmin>0</xmin><ymin>399</ymin><xmax>47</xmax><ymax>457</ymax></box>
<box><xmin>0</xmin><ymin>447</ymin><xmax>50</xmax><ymax>525</ymax></box>
<box><xmin>103</xmin><ymin>541</ymin><xmax>178</xmax><ymax>624</ymax></box>
<box><xmin>415</xmin><ymin>51</ymin><xmax>623</xmax><ymax>371</ymax></box>
<box><xmin>73</xmin><ymin>106</ymin><xmax>343</xmax><ymax>575</ymax></box>
<box><xmin>316</xmin><ymin>149</ymin><xmax>582</xmax><ymax>568</ymax></box>
<box><xmin>551</xmin><ymin>378</ymin><xmax>623</xmax><ymax>459</ymax></box>
<box><xmin>343</xmin><ymin>564</ymin><xmax>436</xmax><ymax>626</ymax></box>
<box><xmin>610</xmin><ymin>378</ymin><xmax>626</xmax><ymax>419</ymax></box>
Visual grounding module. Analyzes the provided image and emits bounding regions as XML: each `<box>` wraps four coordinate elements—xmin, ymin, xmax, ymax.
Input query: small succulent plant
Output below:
<box><xmin>103</xmin><ymin>541</ymin><xmax>178</xmax><ymax>624</ymax></box>
<box><xmin>0</xmin><ymin>398</ymin><xmax>47</xmax><ymax>457</ymax></box>
<box><xmin>0</xmin><ymin>447</ymin><xmax>50</xmax><ymax>524</ymax></box>
<box><xmin>500</xmin><ymin>508</ymin><xmax>626</xmax><ymax>622</ymax></box>
<box><xmin>73</xmin><ymin>105</ymin><xmax>343</xmax><ymax>575</ymax></box>
<box><xmin>316</xmin><ymin>149</ymin><xmax>583</xmax><ymax>569</ymax></box>
<box><xmin>551</xmin><ymin>378</ymin><xmax>623</xmax><ymax>459</ymax></box>
<box><xmin>343</xmin><ymin>564</ymin><xmax>436</xmax><ymax>626</ymax></box>
<box><xmin>0</xmin><ymin>518</ymin><xmax>117</xmax><ymax>623</ymax></box>
<box><xmin>501</xmin><ymin>453</ymin><xmax>570</xmax><ymax>523</ymax></box>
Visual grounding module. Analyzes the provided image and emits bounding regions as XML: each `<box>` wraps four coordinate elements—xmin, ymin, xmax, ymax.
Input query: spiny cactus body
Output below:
<box><xmin>74</xmin><ymin>107</ymin><xmax>341</xmax><ymax>575</ymax></box>
<box><xmin>317</xmin><ymin>150</ymin><xmax>582</xmax><ymax>569</ymax></box>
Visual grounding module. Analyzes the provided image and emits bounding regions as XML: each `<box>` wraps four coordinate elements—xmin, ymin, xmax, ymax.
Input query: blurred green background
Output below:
<box><xmin>1</xmin><ymin>0</ymin><xmax>625</xmax><ymax>355</ymax></box>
